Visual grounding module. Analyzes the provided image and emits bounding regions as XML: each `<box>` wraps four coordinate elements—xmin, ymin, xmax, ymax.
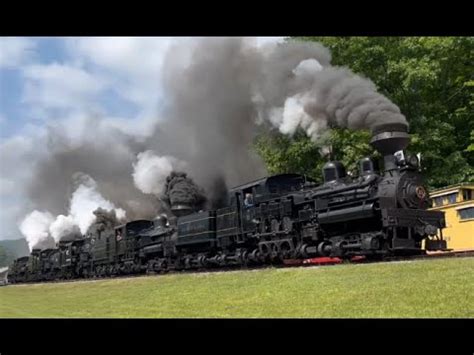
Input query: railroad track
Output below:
<box><xmin>7</xmin><ymin>250</ymin><xmax>474</xmax><ymax>286</ymax></box>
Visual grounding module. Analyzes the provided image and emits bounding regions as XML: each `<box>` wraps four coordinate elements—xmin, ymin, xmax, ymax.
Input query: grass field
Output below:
<box><xmin>0</xmin><ymin>257</ymin><xmax>473</xmax><ymax>318</ymax></box>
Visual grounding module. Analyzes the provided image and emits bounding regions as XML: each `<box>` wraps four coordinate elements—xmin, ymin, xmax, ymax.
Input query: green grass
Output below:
<box><xmin>0</xmin><ymin>257</ymin><xmax>473</xmax><ymax>318</ymax></box>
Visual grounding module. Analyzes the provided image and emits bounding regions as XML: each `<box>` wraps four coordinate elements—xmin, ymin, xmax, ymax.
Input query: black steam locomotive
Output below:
<box><xmin>8</xmin><ymin>123</ymin><xmax>448</xmax><ymax>284</ymax></box>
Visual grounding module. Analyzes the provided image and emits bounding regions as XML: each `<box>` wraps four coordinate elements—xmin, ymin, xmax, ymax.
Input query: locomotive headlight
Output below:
<box><xmin>408</xmin><ymin>154</ymin><xmax>419</xmax><ymax>168</ymax></box>
<box><xmin>415</xmin><ymin>186</ymin><xmax>427</xmax><ymax>199</ymax></box>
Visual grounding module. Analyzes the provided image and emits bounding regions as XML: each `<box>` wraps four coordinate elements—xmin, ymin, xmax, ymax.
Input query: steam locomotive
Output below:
<box><xmin>8</xmin><ymin>123</ymin><xmax>448</xmax><ymax>284</ymax></box>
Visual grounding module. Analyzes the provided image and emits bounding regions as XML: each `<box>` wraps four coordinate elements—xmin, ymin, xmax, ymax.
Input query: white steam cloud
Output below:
<box><xmin>19</xmin><ymin>210</ymin><xmax>55</xmax><ymax>251</ymax></box>
<box><xmin>49</xmin><ymin>215</ymin><xmax>80</xmax><ymax>242</ymax></box>
<box><xmin>18</xmin><ymin>173</ymin><xmax>126</xmax><ymax>250</ymax></box>
<box><xmin>132</xmin><ymin>150</ymin><xmax>187</xmax><ymax>195</ymax></box>
<box><xmin>68</xmin><ymin>173</ymin><xmax>126</xmax><ymax>234</ymax></box>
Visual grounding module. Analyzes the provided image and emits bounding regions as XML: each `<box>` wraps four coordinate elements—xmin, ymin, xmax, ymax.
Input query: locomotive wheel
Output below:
<box><xmin>218</xmin><ymin>254</ymin><xmax>227</xmax><ymax>267</ymax></box>
<box><xmin>260</xmin><ymin>244</ymin><xmax>271</xmax><ymax>262</ymax></box>
<box><xmin>240</xmin><ymin>250</ymin><xmax>249</xmax><ymax>267</ymax></box>
<box><xmin>318</xmin><ymin>241</ymin><xmax>333</xmax><ymax>256</ymax></box>
<box><xmin>196</xmin><ymin>256</ymin><xmax>207</xmax><ymax>269</ymax></box>
<box><xmin>271</xmin><ymin>244</ymin><xmax>281</xmax><ymax>262</ymax></box>
<box><xmin>249</xmin><ymin>249</ymin><xmax>261</xmax><ymax>264</ymax></box>
<box><xmin>173</xmin><ymin>259</ymin><xmax>182</xmax><ymax>271</ymax></box>
<box><xmin>159</xmin><ymin>259</ymin><xmax>168</xmax><ymax>272</ymax></box>
<box><xmin>280</xmin><ymin>241</ymin><xmax>293</xmax><ymax>258</ymax></box>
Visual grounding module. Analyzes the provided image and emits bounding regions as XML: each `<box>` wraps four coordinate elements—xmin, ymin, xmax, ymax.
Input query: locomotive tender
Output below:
<box><xmin>8</xmin><ymin>123</ymin><xmax>448</xmax><ymax>283</ymax></box>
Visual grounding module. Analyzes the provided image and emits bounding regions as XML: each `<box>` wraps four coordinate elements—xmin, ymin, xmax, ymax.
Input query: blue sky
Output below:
<box><xmin>0</xmin><ymin>38</ymin><xmax>142</xmax><ymax>138</ymax></box>
<box><xmin>0</xmin><ymin>37</ymin><xmax>283</xmax><ymax>239</ymax></box>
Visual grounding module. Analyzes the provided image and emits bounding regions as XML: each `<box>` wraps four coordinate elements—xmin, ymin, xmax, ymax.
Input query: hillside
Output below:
<box><xmin>0</xmin><ymin>238</ymin><xmax>29</xmax><ymax>267</ymax></box>
<box><xmin>0</xmin><ymin>238</ymin><xmax>29</xmax><ymax>256</ymax></box>
<box><xmin>0</xmin><ymin>257</ymin><xmax>473</xmax><ymax>318</ymax></box>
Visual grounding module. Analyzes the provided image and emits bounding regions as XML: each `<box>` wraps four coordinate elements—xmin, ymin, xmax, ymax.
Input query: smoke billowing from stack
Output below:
<box><xmin>19</xmin><ymin>173</ymin><xmax>126</xmax><ymax>250</ymax></box>
<box><xmin>19</xmin><ymin>210</ymin><xmax>55</xmax><ymax>251</ymax></box>
<box><xmin>86</xmin><ymin>208</ymin><xmax>124</xmax><ymax>235</ymax></box>
<box><xmin>257</xmin><ymin>58</ymin><xmax>407</xmax><ymax>140</ymax></box>
<box><xmin>49</xmin><ymin>215</ymin><xmax>81</xmax><ymax>242</ymax></box>
<box><xmin>145</xmin><ymin>38</ymin><xmax>407</xmax><ymax>194</ymax></box>
<box><xmin>17</xmin><ymin>38</ymin><xmax>408</xmax><ymax>248</ymax></box>
<box><xmin>163</xmin><ymin>172</ymin><xmax>207</xmax><ymax>217</ymax></box>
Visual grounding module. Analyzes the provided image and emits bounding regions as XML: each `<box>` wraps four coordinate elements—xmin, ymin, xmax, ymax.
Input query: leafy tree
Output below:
<box><xmin>255</xmin><ymin>128</ymin><xmax>374</xmax><ymax>183</ymax></box>
<box><xmin>255</xmin><ymin>37</ymin><xmax>474</xmax><ymax>188</ymax></box>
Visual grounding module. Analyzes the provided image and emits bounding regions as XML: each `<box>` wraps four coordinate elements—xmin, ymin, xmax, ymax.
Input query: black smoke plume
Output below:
<box><xmin>163</xmin><ymin>172</ymin><xmax>207</xmax><ymax>214</ymax></box>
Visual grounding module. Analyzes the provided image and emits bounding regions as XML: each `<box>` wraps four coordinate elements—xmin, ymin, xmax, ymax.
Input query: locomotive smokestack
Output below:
<box><xmin>164</xmin><ymin>172</ymin><xmax>207</xmax><ymax>218</ymax></box>
<box><xmin>370</xmin><ymin>123</ymin><xmax>410</xmax><ymax>173</ymax></box>
<box><xmin>370</xmin><ymin>123</ymin><xmax>410</xmax><ymax>156</ymax></box>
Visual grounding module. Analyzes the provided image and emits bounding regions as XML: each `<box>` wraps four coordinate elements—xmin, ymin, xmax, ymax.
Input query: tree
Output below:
<box><xmin>255</xmin><ymin>37</ymin><xmax>474</xmax><ymax>188</ymax></box>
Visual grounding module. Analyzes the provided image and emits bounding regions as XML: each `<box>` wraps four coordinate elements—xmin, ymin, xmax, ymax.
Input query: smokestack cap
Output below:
<box><xmin>370</xmin><ymin>123</ymin><xmax>410</xmax><ymax>155</ymax></box>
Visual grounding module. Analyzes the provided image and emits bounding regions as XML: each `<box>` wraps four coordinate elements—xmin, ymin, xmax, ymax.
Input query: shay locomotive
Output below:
<box><xmin>7</xmin><ymin>123</ymin><xmax>448</xmax><ymax>284</ymax></box>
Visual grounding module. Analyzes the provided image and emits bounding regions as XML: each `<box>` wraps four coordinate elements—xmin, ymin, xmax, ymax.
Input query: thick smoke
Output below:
<box><xmin>260</xmin><ymin>59</ymin><xmax>406</xmax><ymax>140</ymax></box>
<box><xmin>68</xmin><ymin>172</ymin><xmax>126</xmax><ymax>234</ymax></box>
<box><xmin>86</xmin><ymin>208</ymin><xmax>124</xmax><ymax>236</ymax></box>
<box><xmin>163</xmin><ymin>172</ymin><xmax>207</xmax><ymax>212</ymax></box>
<box><xmin>19</xmin><ymin>173</ymin><xmax>126</xmax><ymax>249</ymax></box>
<box><xmin>252</xmin><ymin>46</ymin><xmax>407</xmax><ymax>140</ymax></box>
<box><xmin>145</xmin><ymin>38</ymin><xmax>407</xmax><ymax>192</ymax></box>
<box><xmin>23</xmin><ymin>115</ymin><xmax>159</xmax><ymax>223</ymax></box>
<box><xmin>132</xmin><ymin>151</ymin><xmax>186</xmax><ymax>195</ymax></box>
<box><xmin>14</xmin><ymin>38</ymin><xmax>407</xmax><ymax>246</ymax></box>
<box><xmin>147</xmin><ymin>38</ymin><xmax>268</xmax><ymax>196</ymax></box>
<box><xmin>19</xmin><ymin>210</ymin><xmax>55</xmax><ymax>251</ymax></box>
<box><xmin>49</xmin><ymin>215</ymin><xmax>81</xmax><ymax>242</ymax></box>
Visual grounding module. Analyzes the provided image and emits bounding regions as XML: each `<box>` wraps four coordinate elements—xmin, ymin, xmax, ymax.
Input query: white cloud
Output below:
<box><xmin>22</xmin><ymin>62</ymin><xmax>106</xmax><ymax>112</ymax></box>
<box><xmin>0</xmin><ymin>37</ymin><xmax>36</xmax><ymax>69</ymax></box>
<box><xmin>67</xmin><ymin>37</ymin><xmax>174</xmax><ymax>110</ymax></box>
<box><xmin>69</xmin><ymin>37</ymin><xmax>173</xmax><ymax>78</ymax></box>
